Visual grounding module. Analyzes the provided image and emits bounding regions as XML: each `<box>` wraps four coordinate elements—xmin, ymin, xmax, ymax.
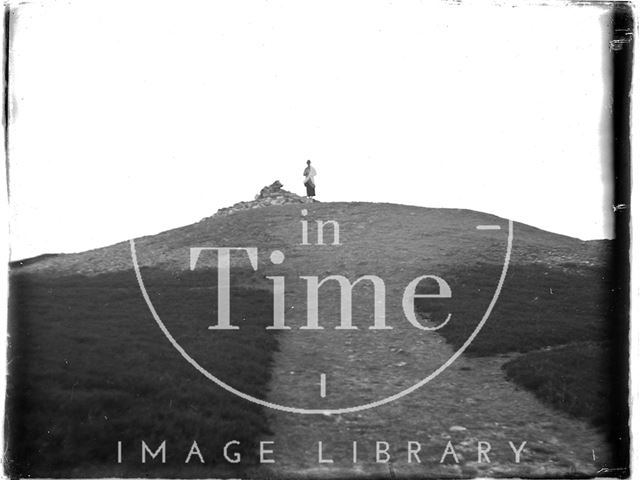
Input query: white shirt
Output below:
<box><xmin>304</xmin><ymin>166</ymin><xmax>317</xmax><ymax>184</ymax></box>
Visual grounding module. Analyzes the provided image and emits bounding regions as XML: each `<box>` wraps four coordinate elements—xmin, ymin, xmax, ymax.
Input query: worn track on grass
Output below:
<box><xmin>263</xmin><ymin>327</ymin><xmax>610</xmax><ymax>478</ymax></box>
<box><xmin>20</xmin><ymin>202</ymin><xmax>614</xmax><ymax>477</ymax></box>
<box><xmin>248</xmin><ymin>204</ymin><xmax>611</xmax><ymax>478</ymax></box>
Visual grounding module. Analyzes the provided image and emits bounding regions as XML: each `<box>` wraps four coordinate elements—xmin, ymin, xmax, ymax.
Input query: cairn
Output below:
<box><xmin>212</xmin><ymin>181</ymin><xmax>316</xmax><ymax>218</ymax></box>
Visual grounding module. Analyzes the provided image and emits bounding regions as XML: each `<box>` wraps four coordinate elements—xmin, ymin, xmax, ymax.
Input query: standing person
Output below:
<box><xmin>303</xmin><ymin>160</ymin><xmax>317</xmax><ymax>199</ymax></box>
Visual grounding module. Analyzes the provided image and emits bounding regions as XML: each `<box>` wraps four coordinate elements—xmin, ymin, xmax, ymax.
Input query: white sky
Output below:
<box><xmin>7</xmin><ymin>0</ymin><xmax>614</xmax><ymax>260</ymax></box>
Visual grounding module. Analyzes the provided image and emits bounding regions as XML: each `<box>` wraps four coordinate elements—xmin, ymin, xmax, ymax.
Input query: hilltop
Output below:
<box><xmin>12</xmin><ymin>181</ymin><xmax>610</xmax><ymax>277</ymax></box>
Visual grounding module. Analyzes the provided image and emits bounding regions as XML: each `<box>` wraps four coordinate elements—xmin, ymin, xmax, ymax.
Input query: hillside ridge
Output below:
<box><xmin>11</xmin><ymin>182</ymin><xmax>611</xmax><ymax>275</ymax></box>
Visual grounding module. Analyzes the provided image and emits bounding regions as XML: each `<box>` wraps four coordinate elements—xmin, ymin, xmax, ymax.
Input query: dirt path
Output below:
<box><xmin>249</xmin><ymin>206</ymin><xmax>612</xmax><ymax>478</ymax></box>
<box><xmin>262</xmin><ymin>326</ymin><xmax>610</xmax><ymax>478</ymax></box>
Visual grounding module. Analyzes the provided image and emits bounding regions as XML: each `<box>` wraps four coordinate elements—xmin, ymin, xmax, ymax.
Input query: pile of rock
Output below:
<box><xmin>212</xmin><ymin>181</ymin><xmax>316</xmax><ymax>218</ymax></box>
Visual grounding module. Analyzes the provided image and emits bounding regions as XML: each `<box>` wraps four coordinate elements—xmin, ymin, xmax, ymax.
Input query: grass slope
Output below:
<box><xmin>418</xmin><ymin>258</ymin><xmax>616</xmax><ymax>427</ymax></box>
<box><xmin>503</xmin><ymin>342</ymin><xmax>613</xmax><ymax>426</ymax></box>
<box><xmin>14</xmin><ymin>203</ymin><xmax>607</xmax><ymax>277</ymax></box>
<box><xmin>420</xmin><ymin>261</ymin><xmax>613</xmax><ymax>356</ymax></box>
<box><xmin>7</xmin><ymin>269</ymin><xmax>278</xmax><ymax>477</ymax></box>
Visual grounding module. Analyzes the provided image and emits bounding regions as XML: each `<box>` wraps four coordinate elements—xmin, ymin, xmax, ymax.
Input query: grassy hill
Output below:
<box><xmin>7</xmin><ymin>268</ymin><xmax>279</xmax><ymax>477</ymax></box>
<box><xmin>7</xmin><ymin>201</ymin><xmax>621</xmax><ymax>476</ymax></box>
<box><xmin>14</xmin><ymin>203</ymin><xmax>610</xmax><ymax>276</ymax></box>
